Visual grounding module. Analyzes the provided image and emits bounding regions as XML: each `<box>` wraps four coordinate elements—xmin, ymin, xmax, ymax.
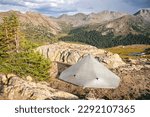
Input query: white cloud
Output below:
<box><xmin>0</xmin><ymin>0</ymin><xmax>79</xmax><ymax>15</ymax></box>
<box><xmin>0</xmin><ymin>4</ymin><xmax>28</xmax><ymax>13</ymax></box>
<box><xmin>23</xmin><ymin>0</ymin><xmax>78</xmax><ymax>7</ymax></box>
<box><xmin>0</xmin><ymin>0</ymin><xmax>149</xmax><ymax>16</ymax></box>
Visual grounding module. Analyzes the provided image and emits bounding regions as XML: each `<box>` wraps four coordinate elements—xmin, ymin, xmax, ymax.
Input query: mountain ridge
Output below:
<box><xmin>134</xmin><ymin>9</ymin><xmax>150</xmax><ymax>22</ymax></box>
<box><xmin>60</xmin><ymin>9</ymin><xmax>150</xmax><ymax>48</ymax></box>
<box><xmin>53</xmin><ymin>10</ymin><xmax>127</xmax><ymax>27</ymax></box>
<box><xmin>0</xmin><ymin>9</ymin><xmax>150</xmax><ymax>47</ymax></box>
<box><xmin>0</xmin><ymin>10</ymin><xmax>61</xmax><ymax>34</ymax></box>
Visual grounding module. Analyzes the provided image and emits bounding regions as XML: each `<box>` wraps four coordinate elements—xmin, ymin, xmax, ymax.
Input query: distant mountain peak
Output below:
<box><xmin>5</xmin><ymin>10</ymin><xmax>21</xmax><ymax>14</ymax></box>
<box><xmin>134</xmin><ymin>8</ymin><xmax>150</xmax><ymax>15</ymax></box>
<box><xmin>134</xmin><ymin>8</ymin><xmax>150</xmax><ymax>21</ymax></box>
<box><xmin>101</xmin><ymin>10</ymin><xmax>114</xmax><ymax>14</ymax></box>
<box><xmin>25</xmin><ymin>11</ymin><xmax>43</xmax><ymax>16</ymax></box>
<box><xmin>74</xmin><ymin>13</ymin><xmax>86</xmax><ymax>17</ymax></box>
<box><xmin>58</xmin><ymin>14</ymin><xmax>69</xmax><ymax>18</ymax></box>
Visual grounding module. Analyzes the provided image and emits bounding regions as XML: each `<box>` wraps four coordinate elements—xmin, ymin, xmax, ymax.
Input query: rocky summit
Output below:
<box><xmin>134</xmin><ymin>9</ymin><xmax>150</xmax><ymax>22</ymax></box>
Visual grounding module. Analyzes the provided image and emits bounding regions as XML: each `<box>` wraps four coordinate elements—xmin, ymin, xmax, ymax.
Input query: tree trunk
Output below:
<box><xmin>15</xmin><ymin>31</ymin><xmax>19</xmax><ymax>53</ymax></box>
<box><xmin>4</xmin><ymin>28</ymin><xmax>8</xmax><ymax>39</ymax></box>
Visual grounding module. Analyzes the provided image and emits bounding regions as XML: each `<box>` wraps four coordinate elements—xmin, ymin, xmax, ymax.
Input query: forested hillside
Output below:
<box><xmin>61</xmin><ymin>30</ymin><xmax>150</xmax><ymax>48</ymax></box>
<box><xmin>60</xmin><ymin>13</ymin><xmax>150</xmax><ymax>48</ymax></box>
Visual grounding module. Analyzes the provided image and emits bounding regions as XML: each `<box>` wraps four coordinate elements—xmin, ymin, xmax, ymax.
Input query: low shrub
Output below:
<box><xmin>0</xmin><ymin>51</ymin><xmax>51</xmax><ymax>81</ymax></box>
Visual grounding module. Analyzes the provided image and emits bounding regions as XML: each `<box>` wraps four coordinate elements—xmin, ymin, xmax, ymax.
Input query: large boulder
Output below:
<box><xmin>36</xmin><ymin>42</ymin><xmax>126</xmax><ymax>68</ymax></box>
<box><xmin>0</xmin><ymin>74</ymin><xmax>78</xmax><ymax>100</ymax></box>
<box><xmin>99</xmin><ymin>53</ymin><xmax>126</xmax><ymax>68</ymax></box>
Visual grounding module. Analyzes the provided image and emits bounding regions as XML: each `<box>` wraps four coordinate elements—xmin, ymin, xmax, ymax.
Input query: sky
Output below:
<box><xmin>0</xmin><ymin>0</ymin><xmax>150</xmax><ymax>16</ymax></box>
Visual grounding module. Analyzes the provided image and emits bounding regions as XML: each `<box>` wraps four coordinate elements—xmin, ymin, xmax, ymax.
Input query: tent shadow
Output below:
<box><xmin>55</xmin><ymin>62</ymin><xmax>85</xmax><ymax>87</ymax></box>
<box><xmin>56</xmin><ymin>62</ymin><xmax>71</xmax><ymax>78</ymax></box>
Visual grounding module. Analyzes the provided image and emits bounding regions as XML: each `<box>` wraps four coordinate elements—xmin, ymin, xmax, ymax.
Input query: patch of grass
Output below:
<box><xmin>106</xmin><ymin>45</ymin><xmax>150</xmax><ymax>59</ymax></box>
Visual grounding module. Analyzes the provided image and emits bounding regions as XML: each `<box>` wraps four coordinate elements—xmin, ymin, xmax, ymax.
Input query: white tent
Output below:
<box><xmin>59</xmin><ymin>54</ymin><xmax>120</xmax><ymax>88</ymax></box>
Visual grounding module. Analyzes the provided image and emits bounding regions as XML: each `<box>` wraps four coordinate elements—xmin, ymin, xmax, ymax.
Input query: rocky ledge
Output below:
<box><xmin>0</xmin><ymin>74</ymin><xmax>78</xmax><ymax>100</ymax></box>
<box><xmin>36</xmin><ymin>42</ymin><xmax>126</xmax><ymax>69</ymax></box>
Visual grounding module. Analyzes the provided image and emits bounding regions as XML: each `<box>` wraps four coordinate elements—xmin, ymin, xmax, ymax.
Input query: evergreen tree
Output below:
<box><xmin>9</xmin><ymin>13</ymin><xmax>20</xmax><ymax>53</ymax></box>
<box><xmin>0</xmin><ymin>17</ymin><xmax>9</xmax><ymax>57</ymax></box>
<box><xmin>0</xmin><ymin>13</ymin><xmax>20</xmax><ymax>57</ymax></box>
<box><xmin>0</xmin><ymin>13</ymin><xmax>52</xmax><ymax>81</ymax></box>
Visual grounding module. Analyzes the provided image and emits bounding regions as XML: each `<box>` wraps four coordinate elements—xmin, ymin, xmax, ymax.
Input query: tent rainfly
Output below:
<box><xmin>59</xmin><ymin>54</ymin><xmax>121</xmax><ymax>88</ymax></box>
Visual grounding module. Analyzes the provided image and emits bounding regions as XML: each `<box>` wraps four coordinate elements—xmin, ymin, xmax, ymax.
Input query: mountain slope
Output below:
<box><xmin>1</xmin><ymin>9</ymin><xmax>149</xmax><ymax>47</ymax></box>
<box><xmin>84</xmin><ymin>14</ymin><xmax>150</xmax><ymax>35</ymax></box>
<box><xmin>0</xmin><ymin>10</ymin><xmax>61</xmax><ymax>42</ymax></box>
<box><xmin>60</xmin><ymin>10</ymin><xmax>150</xmax><ymax>48</ymax></box>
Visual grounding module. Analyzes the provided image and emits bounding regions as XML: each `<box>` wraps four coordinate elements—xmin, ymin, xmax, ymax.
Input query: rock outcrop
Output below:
<box><xmin>36</xmin><ymin>42</ymin><xmax>126</xmax><ymax>69</ymax></box>
<box><xmin>0</xmin><ymin>74</ymin><xmax>78</xmax><ymax>100</ymax></box>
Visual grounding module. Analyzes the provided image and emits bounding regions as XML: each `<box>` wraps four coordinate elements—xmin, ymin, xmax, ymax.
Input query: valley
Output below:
<box><xmin>0</xmin><ymin>9</ymin><xmax>150</xmax><ymax>100</ymax></box>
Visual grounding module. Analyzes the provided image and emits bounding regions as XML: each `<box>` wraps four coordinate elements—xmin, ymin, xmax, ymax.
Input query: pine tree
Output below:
<box><xmin>0</xmin><ymin>13</ymin><xmax>51</xmax><ymax>81</ymax></box>
<box><xmin>8</xmin><ymin>13</ymin><xmax>20</xmax><ymax>53</ymax></box>
<box><xmin>0</xmin><ymin>13</ymin><xmax>20</xmax><ymax>57</ymax></box>
<box><xmin>0</xmin><ymin>17</ymin><xmax>10</xmax><ymax>57</ymax></box>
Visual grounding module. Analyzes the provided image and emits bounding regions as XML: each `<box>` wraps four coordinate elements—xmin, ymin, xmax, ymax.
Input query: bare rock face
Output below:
<box><xmin>0</xmin><ymin>74</ymin><xmax>78</xmax><ymax>100</ymax></box>
<box><xmin>36</xmin><ymin>42</ymin><xmax>126</xmax><ymax>69</ymax></box>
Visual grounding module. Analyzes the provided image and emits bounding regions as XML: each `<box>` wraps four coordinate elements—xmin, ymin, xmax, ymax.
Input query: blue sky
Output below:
<box><xmin>0</xmin><ymin>0</ymin><xmax>150</xmax><ymax>16</ymax></box>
